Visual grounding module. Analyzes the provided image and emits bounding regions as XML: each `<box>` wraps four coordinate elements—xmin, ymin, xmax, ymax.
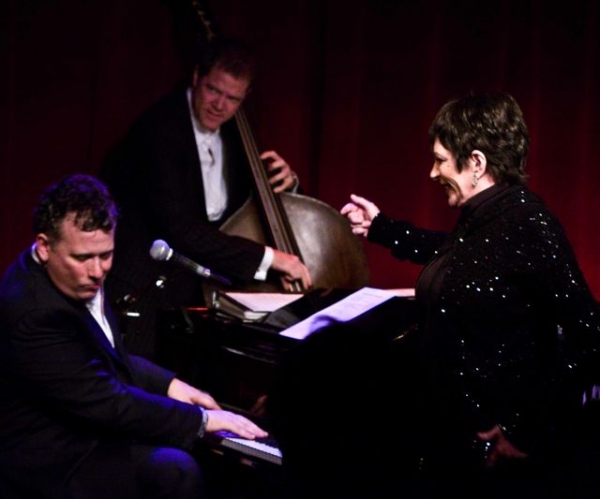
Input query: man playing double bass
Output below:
<box><xmin>100</xmin><ymin>37</ymin><xmax>312</xmax><ymax>361</ymax></box>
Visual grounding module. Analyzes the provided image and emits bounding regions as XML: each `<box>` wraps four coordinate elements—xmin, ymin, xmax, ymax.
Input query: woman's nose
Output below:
<box><xmin>429</xmin><ymin>164</ymin><xmax>439</xmax><ymax>179</ymax></box>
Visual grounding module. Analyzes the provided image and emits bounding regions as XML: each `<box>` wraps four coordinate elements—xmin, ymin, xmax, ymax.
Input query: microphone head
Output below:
<box><xmin>149</xmin><ymin>239</ymin><xmax>172</xmax><ymax>262</ymax></box>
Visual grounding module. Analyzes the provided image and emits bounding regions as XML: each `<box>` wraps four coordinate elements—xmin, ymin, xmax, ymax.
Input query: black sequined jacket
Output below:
<box><xmin>368</xmin><ymin>184</ymin><xmax>600</xmax><ymax>455</ymax></box>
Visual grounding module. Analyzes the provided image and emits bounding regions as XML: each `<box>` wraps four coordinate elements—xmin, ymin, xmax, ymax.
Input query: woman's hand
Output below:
<box><xmin>476</xmin><ymin>424</ymin><xmax>528</xmax><ymax>469</ymax></box>
<box><xmin>340</xmin><ymin>194</ymin><xmax>381</xmax><ymax>238</ymax></box>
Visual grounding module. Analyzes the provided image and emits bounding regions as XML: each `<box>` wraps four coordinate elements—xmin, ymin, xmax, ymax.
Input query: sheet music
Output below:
<box><xmin>221</xmin><ymin>292</ymin><xmax>303</xmax><ymax>312</ymax></box>
<box><xmin>280</xmin><ymin>287</ymin><xmax>413</xmax><ymax>340</ymax></box>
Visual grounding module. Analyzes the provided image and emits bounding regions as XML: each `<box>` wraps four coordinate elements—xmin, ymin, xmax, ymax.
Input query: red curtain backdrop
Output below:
<box><xmin>2</xmin><ymin>0</ymin><xmax>599</xmax><ymax>299</ymax></box>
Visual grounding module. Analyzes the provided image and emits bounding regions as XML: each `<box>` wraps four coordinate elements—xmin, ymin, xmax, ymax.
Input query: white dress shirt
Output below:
<box><xmin>186</xmin><ymin>89</ymin><xmax>273</xmax><ymax>279</ymax></box>
<box><xmin>86</xmin><ymin>287</ymin><xmax>115</xmax><ymax>348</ymax></box>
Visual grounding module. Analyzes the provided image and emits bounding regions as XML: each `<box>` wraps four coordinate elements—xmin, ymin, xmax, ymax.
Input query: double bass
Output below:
<box><xmin>188</xmin><ymin>1</ymin><xmax>370</xmax><ymax>296</ymax></box>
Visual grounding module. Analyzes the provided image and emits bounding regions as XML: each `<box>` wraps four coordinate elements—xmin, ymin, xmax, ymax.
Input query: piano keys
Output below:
<box><xmin>207</xmin><ymin>431</ymin><xmax>282</xmax><ymax>466</ymax></box>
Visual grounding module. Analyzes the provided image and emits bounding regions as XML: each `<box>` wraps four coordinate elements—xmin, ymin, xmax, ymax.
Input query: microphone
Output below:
<box><xmin>149</xmin><ymin>240</ymin><xmax>231</xmax><ymax>286</ymax></box>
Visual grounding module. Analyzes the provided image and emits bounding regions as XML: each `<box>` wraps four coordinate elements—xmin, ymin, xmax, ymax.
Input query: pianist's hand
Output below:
<box><xmin>167</xmin><ymin>377</ymin><xmax>221</xmax><ymax>410</ymax></box>
<box><xmin>249</xmin><ymin>394</ymin><xmax>267</xmax><ymax>419</ymax></box>
<box><xmin>206</xmin><ymin>410</ymin><xmax>269</xmax><ymax>440</ymax></box>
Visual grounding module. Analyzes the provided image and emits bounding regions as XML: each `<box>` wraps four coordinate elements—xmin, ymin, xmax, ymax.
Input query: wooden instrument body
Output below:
<box><xmin>220</xmin><ymin>192</ymin><xmax>370</xmax><ymax>292</ymax></box>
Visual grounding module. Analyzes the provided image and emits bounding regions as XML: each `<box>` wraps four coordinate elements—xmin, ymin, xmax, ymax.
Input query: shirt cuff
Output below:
<box><xmin>254</xmin><ymin>246</ymin><xmax>274</xmax><ymax>281</ymax></box>
<box><xmin>197</xmin><ymin>407</ymin><xmax>209</xmax><ymax>439</ymax></box>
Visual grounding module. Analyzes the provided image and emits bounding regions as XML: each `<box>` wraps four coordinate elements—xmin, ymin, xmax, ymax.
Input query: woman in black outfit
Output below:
<box><xmin>341</xmin><ymin>91</ymin><xmax>600</xmax><ymax>498</ymax></box>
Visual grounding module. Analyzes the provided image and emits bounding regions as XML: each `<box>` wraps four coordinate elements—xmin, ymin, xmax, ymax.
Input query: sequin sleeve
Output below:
<box><xmin>367</xmin><ymin>212</ymin><xmax>449</xmax><ymax>265</ymax></box>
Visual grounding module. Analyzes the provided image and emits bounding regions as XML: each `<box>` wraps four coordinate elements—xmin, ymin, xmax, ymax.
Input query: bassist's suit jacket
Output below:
<box><xmin>100</xmin><ymin>87</ymin><xmax>266</xmax><ymax>359</ymax></box>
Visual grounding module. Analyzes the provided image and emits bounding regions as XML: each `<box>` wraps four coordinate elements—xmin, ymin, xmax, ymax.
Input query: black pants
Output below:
<box><xmin>65</xmin><ymin>443</ymin><xmax>204</xmax><ymax>499</ymax></box>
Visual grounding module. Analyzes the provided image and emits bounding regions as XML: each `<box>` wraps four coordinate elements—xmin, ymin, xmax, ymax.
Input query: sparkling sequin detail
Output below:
<box><xmin>368</xmin><ymin>184</ymin><xmax>600</xmax><ymax>450</ymax></box>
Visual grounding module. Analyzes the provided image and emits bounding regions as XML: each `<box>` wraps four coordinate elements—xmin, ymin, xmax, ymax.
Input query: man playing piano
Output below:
<box><xmin>0</xmin><ymin>174</ymin><xmax>267</xmax><ymax>499</ymax></box>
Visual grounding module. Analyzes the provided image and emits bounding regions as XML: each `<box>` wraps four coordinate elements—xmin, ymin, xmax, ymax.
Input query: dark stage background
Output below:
<box><xmin>2</xmin><ymin>0</ymin><xmax>599</xmax><ymax>299</ymax></box>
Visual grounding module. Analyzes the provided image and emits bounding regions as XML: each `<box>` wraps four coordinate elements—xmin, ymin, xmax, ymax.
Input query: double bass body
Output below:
<box><xmin>220</xmin><ymin>191</ymin><xmax>371</xmax><ymax>292</ymax></box>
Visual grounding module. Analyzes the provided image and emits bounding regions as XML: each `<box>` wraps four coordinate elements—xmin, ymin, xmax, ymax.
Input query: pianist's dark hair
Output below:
<box><xmin>195</xmin><ymin>37</ymin><xmax>257</xmax><ymax>85</ymax></box>
<box><xmin>34</xmin><ymin>174</ymin><xmax>118</xmax><ymax>244</ymax></box>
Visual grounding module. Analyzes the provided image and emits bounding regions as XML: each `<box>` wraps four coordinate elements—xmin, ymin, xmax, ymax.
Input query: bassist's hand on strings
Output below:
<box><xmin>261</xmin><ymin>150</ymin><xmax>299</xmax><ymax>193</ymax></box>
<box><xmin>271</xmin><ymin>249</ymin><xmax>312</xmax><ymax>291</ymax></box>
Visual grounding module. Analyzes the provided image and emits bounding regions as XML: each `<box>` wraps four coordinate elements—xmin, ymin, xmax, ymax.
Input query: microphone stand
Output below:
<box><xmin>113</xmin><ymin>275</ymin><xmax>169</xmax><ymax>341</ymax></box>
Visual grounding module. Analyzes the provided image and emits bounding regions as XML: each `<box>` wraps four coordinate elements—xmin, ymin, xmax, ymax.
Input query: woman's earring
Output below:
<box><xmin>472</xmin><ymin>173</ymin><xmax>478</xmax><ymax>187</ymax></box>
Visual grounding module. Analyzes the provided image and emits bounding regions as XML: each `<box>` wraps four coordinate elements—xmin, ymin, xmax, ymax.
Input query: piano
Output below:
<box><xmin>157</xmin><ymin>287</ymin><xmax>419</xmax><ymax>492</ymax></box>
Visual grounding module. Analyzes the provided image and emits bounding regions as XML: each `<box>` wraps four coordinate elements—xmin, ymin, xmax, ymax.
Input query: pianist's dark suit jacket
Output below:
<box><xmin>100</xmin><ymin>87</ymin><xmax>265</xmax><ymax>359</ymax></box>
<box><xmin>0</xmin><ymin>249</ymin><xmax>204</xmax><ymax>498</ymax></box>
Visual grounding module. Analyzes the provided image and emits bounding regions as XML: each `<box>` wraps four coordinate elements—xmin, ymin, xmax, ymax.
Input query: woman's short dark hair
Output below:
<box><xmin>33</xmin><ymin>174</ymin><xmax>118</xmax><ymax>243</ymax></box>
<box><xmin>428</xmin><ymin>91</ymin><xmax>530</xmax><ymax>185</ymax></box>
